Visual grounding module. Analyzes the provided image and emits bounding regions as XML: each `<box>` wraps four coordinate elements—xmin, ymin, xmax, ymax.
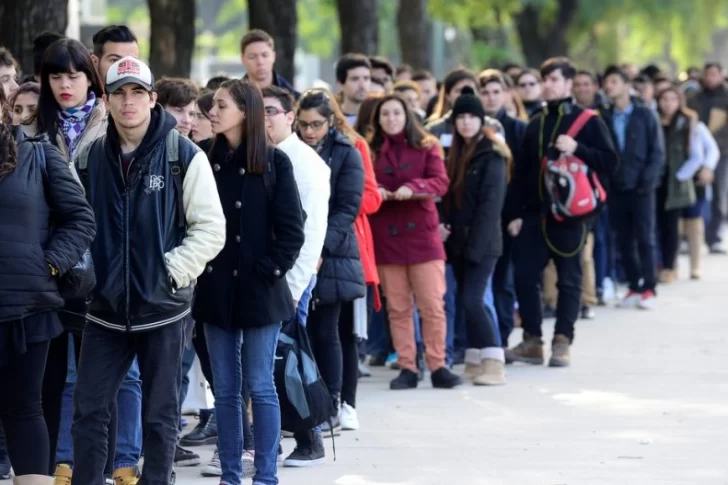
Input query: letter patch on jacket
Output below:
<box><xmin>146</xmin><ymin>174</ymin><xmax>165</xmax><ymax>193</ymax></box>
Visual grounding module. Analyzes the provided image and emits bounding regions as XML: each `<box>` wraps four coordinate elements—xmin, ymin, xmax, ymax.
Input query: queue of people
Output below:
<box><xmin>0</xmin><ymin>22</ymin><xmax>726</xmax><ymax>485</ymax></box>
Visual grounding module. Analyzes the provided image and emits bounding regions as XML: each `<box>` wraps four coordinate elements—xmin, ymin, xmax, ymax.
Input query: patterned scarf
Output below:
<box><xmin>58</xmin><ymin>92</ymin><xmax>97</xmax><ymax>157</ymax></box>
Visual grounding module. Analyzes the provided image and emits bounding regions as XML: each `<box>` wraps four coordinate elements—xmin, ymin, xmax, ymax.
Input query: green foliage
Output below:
<box><xmin>430</xmin><ymin>0</ymin><xmax>728</xmax><ymax>71</ymax></box>
<box><xmin>297</xmin><ymin>0</ymin><xmax>339</xmax><ymax>57</ymax></box>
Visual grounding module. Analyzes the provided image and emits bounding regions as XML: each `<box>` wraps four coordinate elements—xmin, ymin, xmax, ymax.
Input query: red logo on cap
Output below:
<box><xmin>117</xmin><ymin>60</ymin><xmax>140</xmax><ymax>75</ymax></box>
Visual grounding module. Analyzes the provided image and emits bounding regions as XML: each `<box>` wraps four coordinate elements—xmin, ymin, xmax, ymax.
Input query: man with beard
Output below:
<box><xmin>336</xmin><ymin>54</ymin><xmax>372</xmax><ymax>126</ymax></box>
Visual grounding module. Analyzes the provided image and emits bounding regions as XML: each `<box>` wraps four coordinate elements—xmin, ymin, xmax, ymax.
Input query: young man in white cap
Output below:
<box><xmin>71</xmin><ymin>56</ymin><xmax>226</xmax><ymax>485</ymax></box>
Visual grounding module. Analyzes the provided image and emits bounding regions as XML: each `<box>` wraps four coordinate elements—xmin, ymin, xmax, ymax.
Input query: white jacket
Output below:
<box><xmin>278</xmin><ymin>133</ymin><xmax>331</xmax><ymax>301</ymax></box>
<box><xmin>165</xmin><ymin>150</ymin><xmax>227</xmax><ymax>288</ymax></box>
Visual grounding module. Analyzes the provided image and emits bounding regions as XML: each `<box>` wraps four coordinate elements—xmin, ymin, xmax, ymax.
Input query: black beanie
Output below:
<box><xmin>451</xmin><ymin>86</ymin><xmax>486</xmax><ymax>121</ymax></box>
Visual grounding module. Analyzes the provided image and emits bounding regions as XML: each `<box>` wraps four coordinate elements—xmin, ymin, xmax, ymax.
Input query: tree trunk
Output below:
<box><xmin>336</xmin><ymin>0</ymin><xmax>378</xmax><ymax>55</ymax></box>
<box><xmin>248</xmin><ymin>0</ymin><xmax>297</xmax><ymax>82</ymax></box>
<box><xmin>0</xmin><ymin>0</ymin><xmax>68</xmax><ymax>77</ymax></box>
<box><xmin>146</xmin><ymin>0</ymin><xmax>196</xmax><ymax>78</ymax></box>
<box><xmin>515</xmin><ymin>0</ymin><xmax>579</xmax><ymax>68</ymax></box>
<box><xmin>397</xmin><ymin>0</ymin><xmax>430</xmax><ymax>69</ymax></box>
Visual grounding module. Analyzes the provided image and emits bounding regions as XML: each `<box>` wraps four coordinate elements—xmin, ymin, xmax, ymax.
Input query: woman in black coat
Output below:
<box><xmin>441</xmin><ymin>90</ymin><xmax>509</xmax><ymax>388</ymax></box>
<box><xmin>192</xmin><ymin>80</ymin><xmax>304</xmax><ymax>485</ymax></box>
<box><xmin>292</xmin><ymin>88</ymin><xmax>365</xmax><ymax>448</ymax></box>
<box><xmin>0</xmin><ymin>117</ymin><xmax>95</xmax><ymax>482</ymax></box>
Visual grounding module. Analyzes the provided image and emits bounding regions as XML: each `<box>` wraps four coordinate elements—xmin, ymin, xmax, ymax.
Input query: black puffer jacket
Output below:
<box><xmin>442</xmin><ymin>135</ymin><xmax>508</xmax><ymax>264</ymax></box>
<box><xmin>0</xmin><ymin>134</ymin><xmax>96</xmax><ymax>323</ymax></box>
<box><xmin>313</xmin><ymin>131</ymin><xmax>366</xmax><ymax>305</ymax></box>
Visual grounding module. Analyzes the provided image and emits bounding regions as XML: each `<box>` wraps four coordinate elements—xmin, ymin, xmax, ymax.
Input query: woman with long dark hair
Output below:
<box><xmin>441</xmin><ymin>89</ymin><xmax>510</xmax><ymax>385</ymax></box>
<box><xmin>193</xmin><ymin>79</ymin><xmax>305</xmax><ymax>485</ymax></box>
<box><xmin>655</xmin><ymin>86</ymin><xmax>702</xmax><ymax>283</ymax></box>
<box><xmin>368</xmin><ymin>93</ymin><xmax>459</xmax><ymax>390</ymax></box>
<box><xmin>283</xmin><ymin>88</ymin><xmax>365</xmax><ymax>465</ymax></box>
<box><xmin>37</xmin><ymin>38</ymin><xmax>106</xmax><ymax>160</ymax></box>
<box><xmin>0</xmin><ymin>99</ymin><xmax>95</xmax><ymax>485</ymax></box>
<box><xmin>36</xmin><ymin>38</ymin><xmax>110</xmax><ymax>482</ymax></box>
<box><xmin>190</xmin><ymin>90</ymin><xmax>214</xmax><ymax>143</ymax></box>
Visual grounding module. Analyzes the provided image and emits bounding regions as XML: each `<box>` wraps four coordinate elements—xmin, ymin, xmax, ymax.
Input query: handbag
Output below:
<box><xmin>33</xmin><ymin>140</ymin><xmax>97</xmax><ymax>301</ymax></box>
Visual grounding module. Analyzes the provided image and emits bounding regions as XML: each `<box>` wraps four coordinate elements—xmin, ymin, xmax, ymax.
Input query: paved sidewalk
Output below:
<box><xmin>173</xmin><ymin>256</ymin><xmax>728</xmax><ymax>485</ymax></box>
<box><xmin>3</xmin><ymin>256</ymin><xmax>728</xmax><ymax>485</ymax></box>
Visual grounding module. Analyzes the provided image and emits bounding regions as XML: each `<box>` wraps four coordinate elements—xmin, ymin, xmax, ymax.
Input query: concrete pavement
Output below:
<box><xmin>4</xmin><ymin>254</ymin><xmax>728</xmax><ymax>485</ymax></box>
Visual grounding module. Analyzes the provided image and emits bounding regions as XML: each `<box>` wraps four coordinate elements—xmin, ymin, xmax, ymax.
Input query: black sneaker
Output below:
<box><xmin>180</xmin><ymin>411</ymin><xmax>217</xmax><ymax>446</ymax></box>
<box><xmin>173</xmin><ymin>444</ymin><xmax>201</xmax><ymax>467</ymax></box>
<box><xmin>431</xmin><ymin>367</ymin><xmax>462</xmax><ymax>389</ymax></box>
<box><xmin>283</xmin><ymin>432</ymin><xmax>325</xmax><ymax>467</ymax></box>
<box><xmin>390</xmin><ymin>369</ymin><xmax>418</xmax><ymax>390</ymax></box>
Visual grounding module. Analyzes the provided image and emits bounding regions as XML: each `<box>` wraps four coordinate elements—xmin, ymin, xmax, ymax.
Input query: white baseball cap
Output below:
<box><xmin>106</xmin><ymin>56</ymin><xmax>154</xmax><ymax>93</ymax></box>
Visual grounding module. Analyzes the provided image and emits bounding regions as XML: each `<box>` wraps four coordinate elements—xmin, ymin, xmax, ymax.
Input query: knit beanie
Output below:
<box><xmin>451</xmin><ymin>86</ymin><xmax>486</xmax><ymax>121</ymax></box>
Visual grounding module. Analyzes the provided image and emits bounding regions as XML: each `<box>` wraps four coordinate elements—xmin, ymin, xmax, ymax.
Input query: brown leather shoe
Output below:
<box><xmin>548</xmin><ymin>334</ymin><xmax>571</xmax><ymax>367</ymax></box>
<box><xmin>505</xmin><ymin>333</ymin><xmax>544</xmax><ymax>365</ymax></box>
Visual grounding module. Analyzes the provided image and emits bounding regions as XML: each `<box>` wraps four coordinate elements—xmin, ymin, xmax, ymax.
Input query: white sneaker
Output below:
<box><xmin>637</xmin><ymin>290</ymin><xmax>656</xmax><ymax>310</ymax></box>
<box><xmin>602</xmin><ymin>277</ymin><xmax>616</xmax><ymax>302</ymax></box>
<box><xmin>200</xmin><ymin>449</ymin><xmax>221</xmax><ymax>477</ymax></box>
<box><xmin>340</xmin><ymin>402</ymin><xmax>359</xmax><ymax>430</ymax></box>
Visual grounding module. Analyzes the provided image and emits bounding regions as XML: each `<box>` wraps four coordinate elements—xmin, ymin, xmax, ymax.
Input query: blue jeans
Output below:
<box><xmin>55</xmin><ymin>336</ymin><xmax>76</xmax><ymax>465</ymax></box>
<box><xmin>366</xmin><ymin>287</ymin><xmax>391</xmax><ymax>356</ymax></box>
<box><xmin>114</xmin><ymin>359</ymin><xmax>142</xmax><ymax>469</ymax></box>
<box><xmin>205</xmin><ymin>322</ymin><xmax>282</xmax><ymax>485</ymax></box>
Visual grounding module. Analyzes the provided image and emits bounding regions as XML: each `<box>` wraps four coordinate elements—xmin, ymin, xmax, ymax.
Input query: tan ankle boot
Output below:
<box><xmin>462</xmin><ymin>348</ymin><xmax>484</xmax><ymax>381</ymax></box>
<box><xmin>52</xmin><ymin>464</ymin><xmax>71</xmax><ymax>485</ymax></box>
<box><xmin>686</xmin><ymin>218</ymin><xmax>704</xmax><ymax>279</ymax></box>
<box><xmin>505</xmin><ymin>333</ymin><xmax>544</xmax><ymax>365</ymax></box>
<box><xmin>113</xmin><ymin>468</ymin><xmax>139</xmax><ymax>485</ymax></box>
<box><xmin>658</xmin><ymin>269</ymin><xmax>677</xmax><ymax>284</ymax></box>
<box><xmin>14</xmin><ymin>475</ymin><xmax>54</xmax><ymax>485</ymax></box>
<box><xmin>473</xmin><ymin>359</ymin><xmax>507</xmax><ymax>386</ymax></box>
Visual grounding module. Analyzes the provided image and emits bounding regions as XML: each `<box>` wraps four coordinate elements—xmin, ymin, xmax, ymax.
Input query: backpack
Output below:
<box><xmin>275</xmin><ymin>316</ymin><xmax>335</xmax><ymax>433</ymax></box>
<box><xmin>541</xmin><ymin>109</ymin><xmax>607</xmax><ymax>222</ymax></box>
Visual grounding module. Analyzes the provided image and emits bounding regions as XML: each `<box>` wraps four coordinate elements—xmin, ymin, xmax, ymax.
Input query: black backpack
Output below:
<box><xmin>275</xmin><ymin>316</ymin><xmax>334</xmax><ymax>433</ymax></box>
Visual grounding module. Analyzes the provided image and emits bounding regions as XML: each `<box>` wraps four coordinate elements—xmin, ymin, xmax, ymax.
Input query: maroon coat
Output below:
<box><xmin>370</xmin><ymin>133</ymin><xmax>449</xmax><ymax>266</ymax></box>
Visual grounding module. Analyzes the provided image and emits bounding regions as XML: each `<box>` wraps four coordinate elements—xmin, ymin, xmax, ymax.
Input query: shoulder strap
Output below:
<box><xmin>263</xmin><ymin>147</ymin><xmax>276</xmax><ymax>202</ymax></box>
<box><xmin>166</xmin><ymin>130</ymin><xmax>186</xmax><ymax>229</ymax></box>
<box><xmin>566</xmin><ymin>109</ymin><xmax>597</xmax><ymax>138</ymax></box>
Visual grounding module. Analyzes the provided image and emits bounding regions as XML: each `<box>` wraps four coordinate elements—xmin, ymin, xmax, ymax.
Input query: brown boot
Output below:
<box><xmin>686</xmin><ymin>218</ymin><xmax>704</xmax><ymax>280</ymax></box>
<box><xmin>548</xmin><ymin>334</ymin><xmax>571</xmax><ymax>367</ymax></box>
<box><xmin>113</xmin><ymin>468</ymin><xmax>139</xmax><ymax>485</ymax></box>
<box><xmin>52</xmin><ymin>465</ymin><xmax>71</xmax><ymax>485</ymax></box>
<box><xmin>505</xmin><ymin>333</ymin><xmax>544</xmax><ymax>365</ymax></box>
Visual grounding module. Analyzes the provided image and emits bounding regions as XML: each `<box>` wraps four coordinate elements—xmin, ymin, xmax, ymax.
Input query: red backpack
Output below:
<box><xmin>541</xmin><ymin>109</ymin><xmax>607</xmax><ymax>222</ymax></box>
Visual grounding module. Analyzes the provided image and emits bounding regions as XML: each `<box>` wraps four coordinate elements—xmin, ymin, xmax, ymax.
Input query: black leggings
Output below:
<box><xmin>459</xmin><ymin>256</ymin><xmax>499</xmax><ymax>349</ymax></box>
<box><xmin>0</xmin><ymin>340</ymin><xmax>51</xmax><ymax>475</ymax></box>
<box><xmin>657</xmin><ymin>188</ymin><xmax>681</xmax><ymax>270</ymax></box>
<box><xmin>307</xmin><ymin>302</ymin><xmax>343</xmax><ymax>401</ymax></box>
<box><xmin>43</xmin><ymin>332</ymin><xmax>116</xmax><ymax>474</ymax></box>
<box><xmin>193</xmin><ymin>323</ymin><xmax>254</xmax><ymax>449</ymax></box>
<box><xmin>339</xmin><ymin>302</ymin><xmax>359</xmax><ymax>408</ymax></box>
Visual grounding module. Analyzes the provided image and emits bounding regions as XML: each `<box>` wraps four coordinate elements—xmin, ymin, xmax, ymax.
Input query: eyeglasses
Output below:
<box><xmin>264</xmin><ymin>106</ymin><xmax>288</xmax><ymax>117</ymax></box>
<box><xmin>518</xmin><ymin>82</ymin><xmax>538</xmax><ymax>88</ymax></box>
<box><xmin>297</xmin><ymin>120</ymin><xmax>328</xmax><ymax>131</ymax></box>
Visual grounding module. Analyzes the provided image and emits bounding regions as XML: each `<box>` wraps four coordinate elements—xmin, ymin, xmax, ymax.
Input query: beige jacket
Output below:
<box><xmin>55</xmin><ymin>102</ymin><xmax>108</xmax><ymax>161</ymax></box>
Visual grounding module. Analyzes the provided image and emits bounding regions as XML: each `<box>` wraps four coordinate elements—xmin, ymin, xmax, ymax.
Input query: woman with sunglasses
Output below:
<box><xmin>514</xmin><ymin>69</ymin><xmax>544</xmax><ymax>117</ymax></box>
<box><xmin>285</xmin><ymin>88</ymin><xmax>365</xmax><ymax>465</ymax></box>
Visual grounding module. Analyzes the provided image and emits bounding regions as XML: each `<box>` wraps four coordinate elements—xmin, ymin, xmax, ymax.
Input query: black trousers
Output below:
<box><xmin>43</xmin><ymin>331</ymin><xmax>116</xmax><ymax>475</ymax></box>
<box><xmin>73</xmin><ymin>322</ymin><xmax>185</xmax><ymax>485</ymax></box>
<box><xmin>656</xmin><ymin>187</ymin><xmax>682</xmax><ymax>271</ymax></box>
<box><xmin>307</xmin><ymin>302</ymin><xmax>343</xmax><ymax>400</ymax></box>
<box><xmin>339</xmin><ymin>301</ymin><xmax>359</xmax><ymax>408</ymax></box>
<box><xmin>513</xmin><ymin>215</ymin><xmax>583</xmax><ymax>342</ymax></box>
<box><xmin>456</xmin><ymin>256</ymin><xmax>499</xmax><ymax>349</ymax></box>
<box><xmin>610</xmin><ymin>190</ymin><xmax>658</xmax><ymax>292</ymax></box>
<box><xmin>0</xmin><ymin>341</ymin><xmax>51</xmax><ymax>476</ymax></box>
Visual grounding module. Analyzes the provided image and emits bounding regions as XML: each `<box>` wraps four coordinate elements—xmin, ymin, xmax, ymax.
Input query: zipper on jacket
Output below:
<box><xmin>119</xmin><ymin>155</ymin><xmax>133</xmax><ymax>333</ymax></box>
